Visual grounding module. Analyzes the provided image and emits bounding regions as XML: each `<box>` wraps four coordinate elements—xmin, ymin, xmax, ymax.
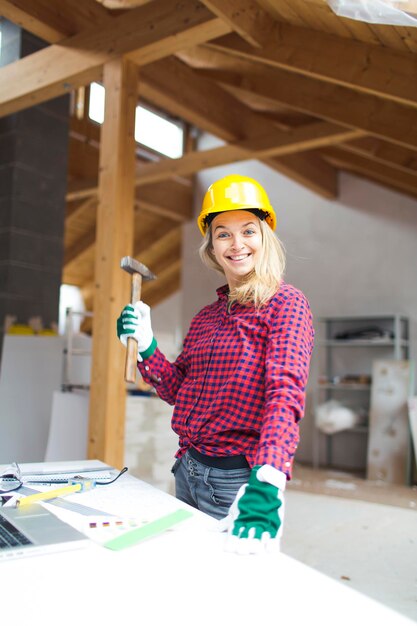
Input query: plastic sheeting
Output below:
<box><xmin>315</xmin><ymin>399</ymin><xmax>360</xmax><ymax>435</ymax></box>
<box><xmin>327</xmin><ymin>0</ymin><xmax>417</xmax><ymax>26</ymax></box>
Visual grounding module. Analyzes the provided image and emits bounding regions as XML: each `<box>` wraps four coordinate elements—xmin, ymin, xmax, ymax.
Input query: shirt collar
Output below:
<box><xmin>216</xmin><ymin>284</ymin><xmax>229</xmax><ymax>300</ymax></box>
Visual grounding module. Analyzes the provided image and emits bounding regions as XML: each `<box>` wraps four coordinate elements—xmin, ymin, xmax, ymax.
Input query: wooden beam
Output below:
<box><xmin>64</xmin><ymin>228</ymin><xmax>96</xmax><ymax>266</ymax></box>
<box><xmin>142</xmin><ymin>259</ymin><xmax>182</xmax><ymax>305</ymax></box>
<box><xmin>196</xmin><ymin>61</ymin><xmax>417</xmax><ymax>150</ymax></box>
<box><xmin>199</xmin><ymin>0</ymin><xmax>274</xmax><ymax>47</ymax></box>
<box><xmin>0</xmin><ymin>0</ymin><xmax>229</xmax><ymax>118</ymax></box>
<box><xmin>88</xmin><ymin>58</ymin><xmax>138</xmax><ymax>467</ymax></box>
<box><xmin>208</xmin><ymin>23</ymin><xmax>417</xmax><ymax>108</ymax></box>
<box><xmin>0</xmin><ymin>0</ymin><xmax>112</xmax><ymax>43</ymax></box>
<box><xmin>322</xmin><ymin>147</ymin><xmax>417</xmax><ymax>199</ymax></box>
<box><xmin>124</xmin><ymin>17</ymin><xmax>230</xmax><ymax>66</ymax></box>
<box><xmin>0</xmin><ymin>0</ymin><xmax>73</xmax><ymax>42</ymax></box>
<box><xmin>66</xmin><ymin>119</ymin><xmax>345</xmax><ymax>200</ymax></box>
<box><xmin>337</xmin><ymin>138</ymin><xmax>417</xmax><ymax>177</ymax></box>
<box><xmin>135</xmin><ymin>122</ymin><xmax>364</xmax><ymax>184</ymax></box>
<box><xmin>64</xmin><ymin>182</ymin><xmax>192</xmax><ymax>276</ymax></box>
<box><xmin>76</xmin><ymin>224</ymin><xmax>181</xmax><ymax>304</ymax></box>
<box><xmin>136</xmin><ymin>198</ymin><xmax>191</xmax><ymax>222</ymax></box>
<box><xmin>140</xmin><ymin>57</ymin><xmax>255</xmax><ymax>142</ymax></box>
<box><xmin>265</xmin><ymin>151</ymin><xmax>338</xmax><ymax>199</ymax></box>
<box><xmin>138</xmin><ymin>227</ymin><xmax>182</xmax><ymax>274</ymax></box>
<box><xmin>65</xmin><ymin>196</ymin><xmax>97</xmax><ymax>222</ymax></box>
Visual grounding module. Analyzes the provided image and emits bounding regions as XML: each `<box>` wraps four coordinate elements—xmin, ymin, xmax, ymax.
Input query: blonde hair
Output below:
<box><xmin>199</xmin><ymin>216</ymin><xmax>286</xmax><ymax>309</ymax></box>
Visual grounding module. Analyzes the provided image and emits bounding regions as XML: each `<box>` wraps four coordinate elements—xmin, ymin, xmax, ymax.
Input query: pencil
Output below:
<box><xmin>17</xmin><ymin>483</ymin><xmax>82</xmax><ymax>507</ymax></box>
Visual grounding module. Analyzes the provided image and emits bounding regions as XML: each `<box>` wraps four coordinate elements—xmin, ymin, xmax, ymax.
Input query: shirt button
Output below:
<box><xmin>145</xmin><ymin>365</ymin><xmax>149</xmax><ymax>371</ymax></box>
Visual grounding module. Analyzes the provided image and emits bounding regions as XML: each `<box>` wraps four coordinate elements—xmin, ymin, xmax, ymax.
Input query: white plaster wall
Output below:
<box><xmin>180</xmin><ymin>150</ymin><xmax>417</xmax><ymax>469</ymax></box>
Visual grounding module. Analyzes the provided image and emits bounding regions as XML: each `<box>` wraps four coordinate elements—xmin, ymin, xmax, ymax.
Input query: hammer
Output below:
<box><xmin>120</xmin><ymin>256</ymin><xmax>156</xmax><ymax>383</ymax></box>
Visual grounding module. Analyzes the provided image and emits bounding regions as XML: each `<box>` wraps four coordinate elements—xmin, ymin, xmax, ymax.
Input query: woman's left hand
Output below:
<box><xmin>219</xmin><ymin>464</ymin><xmax>286</xmax><ymax>555</ymax></box>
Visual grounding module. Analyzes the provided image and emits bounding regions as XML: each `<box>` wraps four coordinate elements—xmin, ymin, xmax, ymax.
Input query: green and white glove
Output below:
<box><xmin>221</xmin><ymin>464</ymin><xmax>286</xmax><ymax>555</ymax></box>
<box><xmin>116</xmin><ymin>302</ymin><xmax>157</xmax><ymax>361</ymax></box>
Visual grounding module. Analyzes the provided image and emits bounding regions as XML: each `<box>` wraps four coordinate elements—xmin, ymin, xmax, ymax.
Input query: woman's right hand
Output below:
<box><xmin>116</xmin><ymin>302</ymin><xmax>157</xmax><ymax>359</ymax></box>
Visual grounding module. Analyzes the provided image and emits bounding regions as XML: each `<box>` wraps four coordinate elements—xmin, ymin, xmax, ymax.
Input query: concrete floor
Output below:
<box><xmin>283</xmin><ymin>464</ymin><xmax>417</xmax><ymax>622</ymax></box>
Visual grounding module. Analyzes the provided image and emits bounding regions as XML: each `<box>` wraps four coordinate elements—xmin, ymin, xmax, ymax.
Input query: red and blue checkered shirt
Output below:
<box><xmin>138</xmin><ymin>282</ymin><xmax>314</xmax><ymax>479</ymax></box>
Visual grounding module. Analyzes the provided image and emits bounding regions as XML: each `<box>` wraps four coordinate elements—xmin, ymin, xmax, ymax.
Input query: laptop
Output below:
<box><xmin>0</xmin><ymin>502</ymin><xmax>89</xmax><ymax>560</ymax></box>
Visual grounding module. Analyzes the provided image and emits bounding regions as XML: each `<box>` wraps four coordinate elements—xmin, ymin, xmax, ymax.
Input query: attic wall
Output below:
<box><xmin>181</xmin><ymin>138</ymin><xmax>417</xmax><ymax>469</ymax></box>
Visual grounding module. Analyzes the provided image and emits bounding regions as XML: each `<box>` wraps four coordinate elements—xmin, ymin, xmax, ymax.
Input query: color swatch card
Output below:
<box><xmin>82</xmin><ymin>509</ymin><xmax>194</xmax><ymax>550</ymax></box>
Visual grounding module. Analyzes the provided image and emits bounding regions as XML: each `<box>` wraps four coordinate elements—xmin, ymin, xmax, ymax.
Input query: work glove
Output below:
<box><xmin>219</xmin><ymin>464</ymin><xmax>286</xmax><ymax>555</ymax></box>
<box><xmin>117</xmin><ymin>302</ymin><xmax>157</xmax><ymax>361</ymax></box>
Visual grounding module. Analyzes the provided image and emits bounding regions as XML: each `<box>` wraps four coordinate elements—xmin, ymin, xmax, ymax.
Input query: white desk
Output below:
<box><xmin>1</xmin><ymin>464</ymin><xmax>414</xmax><ymax>626</ymax></box>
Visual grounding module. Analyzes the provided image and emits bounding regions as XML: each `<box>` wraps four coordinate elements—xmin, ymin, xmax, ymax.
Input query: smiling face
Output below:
<box><xmin>210</xmin><ymin>210</ymin><xmax>262</xmax><ymax>289</ymax></box>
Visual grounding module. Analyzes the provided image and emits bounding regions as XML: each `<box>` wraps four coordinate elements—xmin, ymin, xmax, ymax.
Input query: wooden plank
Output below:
<box><xmin>322</xmin><ymin>147</ymin><xmax>417</xmax><ymax>199</ymax></box>
<box><xmin>208</xmin><ymin>25</ymin><xmax>417</xmax><ymax>108</ymax></box>
<box><xmin>200</xmin><ymin>0</ymin><xmax>274</xmax><ymax>47</ymax></box>
<box><xmin>87</xmin><ymin>58</ymin><xmax>138</xmax><ymax>467</ymax></box>
<box><xmin>0</xmin><ymin>0</ymin><xmax>228</xmax><ymax>118</ymax></box>
<box><xmin>197</xmin><ymin>61</ymin><xmax>417</xmax><ymax>150</ymax></box>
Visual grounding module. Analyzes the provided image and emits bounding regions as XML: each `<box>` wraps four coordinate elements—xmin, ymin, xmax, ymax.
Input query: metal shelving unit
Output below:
<box><xmin>312</xmin><ymin>314</ymin><xmax>410</xmax><ymax>473</ymax></box>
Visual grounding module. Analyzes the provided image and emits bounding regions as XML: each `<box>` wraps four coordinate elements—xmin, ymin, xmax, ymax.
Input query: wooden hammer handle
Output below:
<box><xmin>125</xmin><ymin>273</ymin><xmax>143</xmax><ymax>383</ymax></box>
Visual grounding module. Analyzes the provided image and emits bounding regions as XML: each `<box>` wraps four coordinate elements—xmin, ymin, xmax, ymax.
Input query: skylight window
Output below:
<box><xmin>89</xmin><ymin>82</ymin><xmax>105</xmax><ymax>124</ymax></box>
<box><xmin>88</xmin><ymin>82</ymin><xmax>183</xmax><ymax>158</ymax></box>
<box><xmin>134</xmin><ymin>106</ymin><xmax>183</xmax><ymax>158</ymax></box>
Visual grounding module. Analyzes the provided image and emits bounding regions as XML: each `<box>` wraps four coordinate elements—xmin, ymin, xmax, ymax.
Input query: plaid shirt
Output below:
<box><xmin>138</xmin><ymin>282</ymin><xmax>314</xmax><ymax>478</ymax></box>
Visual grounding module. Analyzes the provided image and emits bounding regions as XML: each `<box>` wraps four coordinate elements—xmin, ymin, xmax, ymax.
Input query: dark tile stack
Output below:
<box><xmin>0</xmin><ymin>20</ymin><xmax>70</xmax><ymax>359</ymax></box>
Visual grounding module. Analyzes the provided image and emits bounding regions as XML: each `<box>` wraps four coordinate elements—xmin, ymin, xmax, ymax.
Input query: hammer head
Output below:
<box><xmin>120</xmin><ymin>256</ymin><xmax>156</xmax><ymax>281</ymax></box>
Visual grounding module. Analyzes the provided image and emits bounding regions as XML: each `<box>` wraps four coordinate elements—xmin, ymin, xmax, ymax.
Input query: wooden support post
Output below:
<box><xmin>88</xmin><ymin>58</ymin><xmax>138</xmax><ymax>467</ymax></box>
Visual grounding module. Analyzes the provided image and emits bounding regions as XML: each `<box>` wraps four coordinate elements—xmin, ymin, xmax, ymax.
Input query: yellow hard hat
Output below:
<box><xmin>198</xmin><ymin>174</ymin><xmax>276</xmax><ymax>236</ymax></box>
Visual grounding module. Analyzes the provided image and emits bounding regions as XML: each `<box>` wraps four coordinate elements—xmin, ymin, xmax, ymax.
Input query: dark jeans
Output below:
<box><xmin>172</xmin><ymin>450</ymin><xmax>251</xmax><ymax>520</ymax></box>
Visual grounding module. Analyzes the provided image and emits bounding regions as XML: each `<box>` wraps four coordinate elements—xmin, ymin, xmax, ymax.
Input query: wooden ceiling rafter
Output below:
<box><xmin>0</xmin><ymin>0</ymin><xmax>231</xmax><ymax>118</ymax></box>
<box><xmin>192</xmin><ymin>57</ymin><xmax>417</xmax><ymax>150</ymax></box>
<box><xmin>338</xmin><ymin>138</ymin><xmax>417</xmax><ymax>178</ymax></box>
<box><xmin>0</xmin><ymin>0</ymin><xmax>112</xmax><ymax>43</ymax></box>
<box><xmin>322</xmin><ymin>146</ymin><xmax>417</xmax><ymax>200</ymax></box>
<box><xmin>1</xmin><ymin>0</ymin><xmax>417</xmax><ymax>312</ymax></box>
<box><xmin>199</xmin><ymin>0</ymin><xmax>274</xmax><ymax>48</ymax></box>
<box><xmin>207</xmin><ymin>24</ymin><xmax>417</xmax><ymax>108</ymax></box>
<box><xmin>63</xmin><ymin>180</ymin><xmax>192</xmax><ymax>279</ymax></box>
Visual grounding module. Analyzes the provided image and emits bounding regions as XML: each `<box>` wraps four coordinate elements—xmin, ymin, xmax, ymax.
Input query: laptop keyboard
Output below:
<box><xmin>0</xmin><ymin>512</ymin><xmax>33</xmax><ymax>549</ymax></box>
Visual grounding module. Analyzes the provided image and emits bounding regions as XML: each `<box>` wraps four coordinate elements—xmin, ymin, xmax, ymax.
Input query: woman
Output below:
<box><xmin>117</xmin><ymin>174</ymin><xmax>314</xmax><ymax>553</ymax></box>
